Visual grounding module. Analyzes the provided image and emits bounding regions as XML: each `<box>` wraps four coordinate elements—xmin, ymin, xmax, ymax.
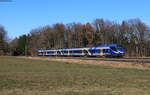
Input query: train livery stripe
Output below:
<box><xmin>82</xmin><ymin>48</ymin><xmax>91</xmax><ymax>56</ymax></box>
<box><xmin>100</xmin><ymin>49</ymin><xmax>104</xmax><ymax>56</ymax></box>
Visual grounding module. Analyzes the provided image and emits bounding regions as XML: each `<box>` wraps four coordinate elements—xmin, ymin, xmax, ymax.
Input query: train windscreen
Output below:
<box><xmin>110</xmin><ymin>47</ymin><xmax>117</xmax><ymax>51</ymax></box>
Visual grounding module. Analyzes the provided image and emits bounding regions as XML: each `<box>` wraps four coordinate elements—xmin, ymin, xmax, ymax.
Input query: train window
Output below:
<box><xmin>69</xmin><ymin>50</ymin><xmax>73</xmax><ymax>54</ymax></box>
<box><xmin>103</xmin><ymin>49</ymin><xmax>105</xmax><ymax>53</ymax></box>
<box><xmin>91</xmin><ymin>50</ymin><xmax>95</xmax><ymax>53</ymax></box>
<box><xmin>110</xmin><ymin>47</ymin><xmax>117</xmax><ymax>51</ymax></box>
<box><xmin>103</xmin><ymin>49</ymin><xmax>109</xmax><ymax>53</ymax></box>
<box><xmin>74</xmin><ymin>50</ymin><xmax>82</xmax><ymax>53</ymax></box>
<box><xmin>95</xmin><ymin>49</ymin><xmax>101</xmax><ymax>53</ymax></box>
<box><xmin>107</xmin><ymin>49</ymin><xmax>110</xmax><ymax>52</ymax></box>
<box><xmin>63</xmin><ymin>51</ymin><xmax>68</xmax><ymax>53</ymax></box>
<box><xmin>79</xmin><ymin>50</ymin><xmax>82</xmax><ymax>53</ymax></box>
<box><xmin>47</xmin><ymin>51</ymin><xmax>54</xmax><ymax>54</ymax></box>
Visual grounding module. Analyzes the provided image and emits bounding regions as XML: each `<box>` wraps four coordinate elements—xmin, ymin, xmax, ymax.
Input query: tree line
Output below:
<box><xmin>0</xmin><ymin>25</ymin><xmax>9</xmax><ymax>55</ymax></box>
<box><xmin>0</xmin><ymin>18</ymin><xmax>150</xmax><ymax>57</ymax></box>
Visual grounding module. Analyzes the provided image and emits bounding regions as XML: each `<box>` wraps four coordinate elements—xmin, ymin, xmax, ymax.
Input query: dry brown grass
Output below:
<box><xmin>1</xmin><ymin>56</ymin><xmax>150</xmax><ymax>95</ymax></box>
<box><xmin>24</xmin><ymin>57</ymin><xmax>150</xmax><ymax>70</ymax></box>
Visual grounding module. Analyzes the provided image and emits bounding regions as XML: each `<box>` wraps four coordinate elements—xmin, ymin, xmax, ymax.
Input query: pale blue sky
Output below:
<box><xmin>0</xmin><ymin>0</ymin><xmax>150</xmax><ymax>39</ymax></box>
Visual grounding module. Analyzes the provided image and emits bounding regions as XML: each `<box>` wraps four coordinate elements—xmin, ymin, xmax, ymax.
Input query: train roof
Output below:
<box><xmin>95</xmin><ymin>44</ymin><xmax>121</xmax><ymax>48</ymax></box>
<box><xmin>60</xmin><ymin>48</ymin><xmax>89</xmax><ymax>51</ymax></box>
<box><xmin>38</xmin><ymin>50</ymin><xmax>56</xmax><ymax>52</ymax></box>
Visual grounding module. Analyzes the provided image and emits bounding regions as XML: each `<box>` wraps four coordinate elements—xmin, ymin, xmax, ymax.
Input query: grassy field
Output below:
<box><xmin>0</xmin><ymin>56</ymin><xmax>150</xmax><ymax>95</ymax></box>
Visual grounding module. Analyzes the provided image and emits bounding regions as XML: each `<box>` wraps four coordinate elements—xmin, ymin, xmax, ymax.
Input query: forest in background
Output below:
<box><xmin>0</xmin><ymin>18</ymin><xmax>150</xmax><ymax>57</ymax></box>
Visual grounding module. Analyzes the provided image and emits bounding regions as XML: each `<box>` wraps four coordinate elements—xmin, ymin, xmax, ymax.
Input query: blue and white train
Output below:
<box><xmin>37</xmin><ymin>44</ymin><xmax>125</xmax><ymax>57</ymax></box>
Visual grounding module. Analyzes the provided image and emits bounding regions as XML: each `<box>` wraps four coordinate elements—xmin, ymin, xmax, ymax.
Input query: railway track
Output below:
<box><xmin>38</xmin><ymin>56</ymin><xmax>150</xmax><ymax>63</ymax></box>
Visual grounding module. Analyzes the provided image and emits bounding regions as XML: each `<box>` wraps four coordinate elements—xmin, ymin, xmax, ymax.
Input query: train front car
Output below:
<box><xmin>109</xmin><ymin>45</ymin><xmax>125</xmax><ymax>57</ymax></box>
<box><xmin>93</xmin><ymin>44</ymin><xmax>125</xmax><ymax>57</ymax></box>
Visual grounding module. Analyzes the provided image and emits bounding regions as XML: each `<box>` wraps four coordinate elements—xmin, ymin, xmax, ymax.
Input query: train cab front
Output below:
<box><xmin>110</xmin><ymin>45</ymin><xmax>125</xmax><ymax>57</ymax></box>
